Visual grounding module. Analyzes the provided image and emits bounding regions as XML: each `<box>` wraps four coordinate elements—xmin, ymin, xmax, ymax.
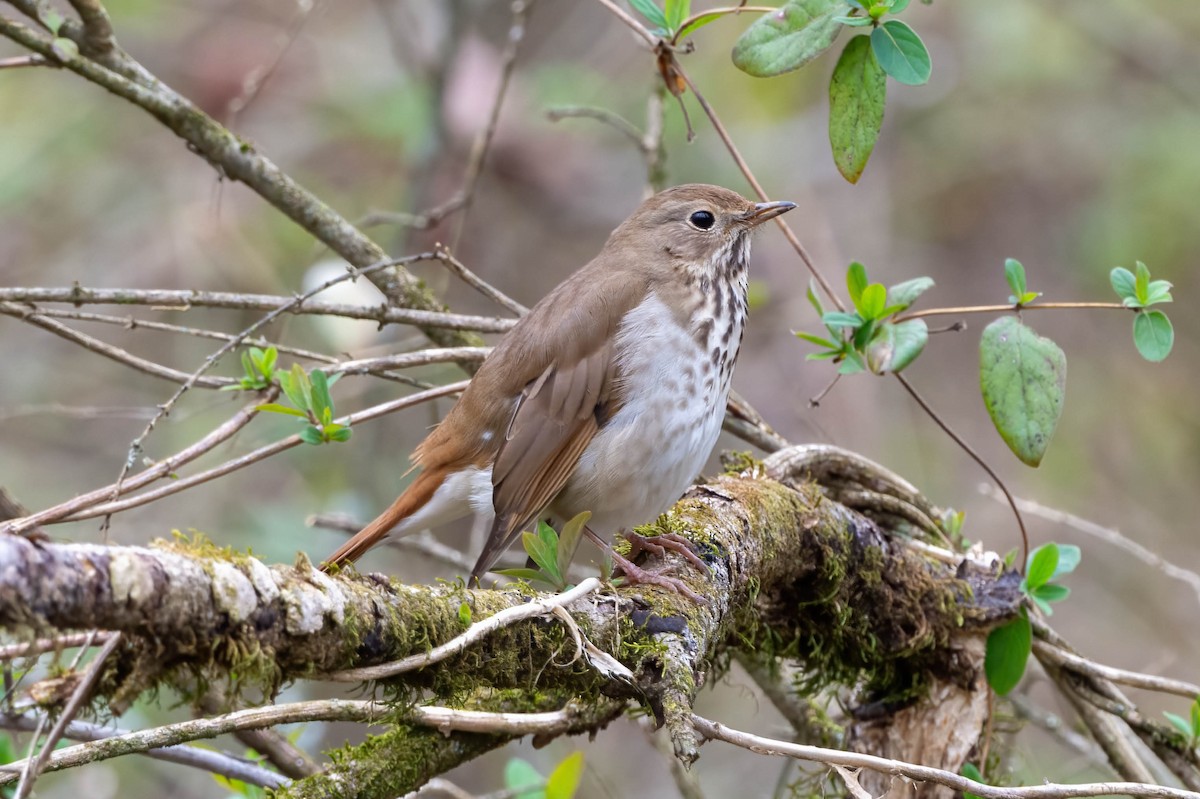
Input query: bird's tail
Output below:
<box><xmin>321</xmin><ymin>466</ymin><xmax>448</xmax><ymax>571</ymax></box>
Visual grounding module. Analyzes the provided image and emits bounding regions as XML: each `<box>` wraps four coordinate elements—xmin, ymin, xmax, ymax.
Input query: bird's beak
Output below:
<box><xmin>743</xmin><ymin>200</ymin><xmax>797</xmax><ymax>227</ymax></box>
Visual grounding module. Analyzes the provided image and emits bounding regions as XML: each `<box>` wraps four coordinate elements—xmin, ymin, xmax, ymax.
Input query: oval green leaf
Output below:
<box><xmin>732</xmin><ymin>0</ymin><xmax>842</xmax><ymax>78</ymax></box>
<box><xmin>1024</xmin><ymin>542</ymin><xmax>1058</xmax><ymax>591</ymax></box>
<box><xmin>870</xmin><ymin>20</ymin><xmax>931</xmax><ymax>86</ymax></box>
<box><xmin>979</xmin><ymin>316</ymin><xmax>1066</xmax><ymax>467</ymax></box>
<box><xmin>984</xmin><ymin>613</ymin><xmax>1031</xmax><ymax>696</ymax></box>
<box><xmin>546</xmin><ymin>751</ymin><xmax>585</xmax><ymax>799</ymax></box>
<box><xmin>867</xmin><ymin>319</ymin><xmax>927</xmax><ymax>374</ymax></box>
<box><xmin>886</xmin><ymin>276</ymin><xmax>934</xmax><ymax>310</ymax></box>
<box><xmin>829</xmin><ymin>35</ymin><xmax>887</xmax><ymax>184</ymax></box>
<box><xmin>1133</xmin><ymin>310</ymin><xmax>1173</xmax><ymax>362</ymax></box>
<box><xmin>1109</xmin><ymin>267</ymin><xmax>1136</xmax><ymax>302</ymax></box>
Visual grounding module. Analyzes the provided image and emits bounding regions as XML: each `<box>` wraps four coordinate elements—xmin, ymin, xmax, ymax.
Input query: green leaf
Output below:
<box><xmin>328</xmin><ymin>427</ymin><xmax>353</xmax><ymax>443</ymax></box>
<box><xmin>1144</xmin><ymin>282</ymin><xmax>1173</xmax><ymax>306</ymax></box>
<box><xmin>1134</xmin><ymin>260</ymin><xmax>1151</xmax><ymax>305</ymax></box>
<box><xmin>298</xmin><ymin>426</ymin><xmax>324</xmax><ymax>446</ymax></box>
<box><xmin>870</xmin><ymin>20</ymin><xmax>931</xmax><ymax>85</ymax></box>
<box><xmin>1025</xmin><ymin>543</ymin><xmax>1059</xmax><ymax>591</ymax></box>
<box><xmin>985</xmin><ymin>612</ymin><xmax>1031</xmax><ymax>695</ymax></box>
<box><xmin>866</xmin><ymin>319</ymin><xmax>927</xmax><ymax>373</ymax></box>
<box><xmin>1032</xmin><ymin>583</ymin><xmax>1070</xmax><ymax>605</ymax></box>
<box><xmin>979</xmin><ymin>316</ymin><xmax>1067</xmax><ymax>467</ymax></box>
<box><xmin>823</xmin><ymin>311</ymin><xmax>863</xmax><ymax>329</ymax></box>
<box><xmin>1164</xmin><ymin>712</ymin><xmax>1194</xmax><ymax>739</ymax></box>
<box><xmin>504</xmin><ymin>757</ymin><xmax>546</xmax><ymax>799</ymax></box>
<box><xmin>676</xmin><ymin>11</ymin><xmax>726</xmax><ymax>39</ymax></box>
<box><xmin>310</xmin><ymin>370</ymin><xmax>332</xmax><ymax>418</ymax></box>
<box><xmin>960</xmin><ymin>763</ymin><xmax>985</xmax><ymax>799</ymax></box>
<box><xmin>42</xmin><ymin>8</ymin><xmax>64</xmax><ymax>35</ymax></box>
<box><xmin>1017</xmin><ymin>291</ymin><xmax>1041</xmax><ymax>305</ymax></box>
<box><xmin>888</xmin><ymin>0</ymin><xmax>911</xmax><ymax>12</ymax></box>
<box><xmin>279</xmin><ymin>364</ymin><xmax>308</xmax><ymax>410</ymax></box>
<box><xmin>1004</xmin><ymin>258</ymin><xmax>1027</xmax><ymax>300</ymax></box>
<box><xmin>1133</xmin><ymin>310</ymin><xmax>1173</xmax><ymax>362</ymax></box>
<box><xmin>522</xmin><ymin>528</ymin><xmax>558</xmax><ymax>580</ymax></box>
<box><xmin>828</xmin><ymin>35</ymin><xmax>887</xmax><ymax>184</ymax></box>
<box><xmin>858</xmin><ymin>283</ymin><xmax>887</xmax><ymax>319</ymax></box>
<box><xmin>556</xmin><ymin>512</ymin><xmax>590</xmax><ymax>585</ymax></box>
<box><xmin>1051</xmin><ymin>544</ymin><xmax>1081</xmax><ymax>579</ymax></box>
<box><xmin>732</xmin><ymin>0</ymin><xmax>843</xmax><ymax>78</ymax></box>
<box><xmin>1110</xmin><ymin>267</ymin><xmax>1137</xmax><ymax>302</ymax></box>
<box><xmin>458</xmin><ymin>601</ymin><xmax>472</xmax><ymax>626</ymax></box>
<box><xmin>256</xmin><ymin>403</ymin><xmax>310</xmax><ymax>418</ymax></box>
<box><xmin>838</xmin><ymin>351</ymin><xmax>867</xmax><ymax>374</ymax></box>
<box><xmin>628</xmin><ymin>0</ymin><xmax>669</xmax><ymax>30</ymax></box>
<box><xmin>795</xmin><ymin>331</ymin><xmax>839</xmax><ymax>349</ymax></box>
<box><xmin>846</xmin><ymin>261</ymin><xmax>868</xmax><ymax>307</ymax></box>
<box><xmin>1190</xmin><ymin>698</ymin><xmax>1200</xmax><ymax>736</ymax></box>
<box><xmin>241</xmin><ymin>350</ymin><xmax>255</xmax><ymax>380</ymax></box>
<box><xmin>494</xmin><ymin>567</ymin><xmax>550</xmax><ymax>584</ymax></box>
<box><xmin>886</xmin><ymin>276</ymin><xmax>934</xmax><ymax>310</ymax></box>
<box><xmin>546</xmin><ymin>751</ymin><xmax>585</xmax><ymax>799</ymax></box>
<box><xmin>834</xmin><ymin>15</ymin><xmax>873</xmax><ymax>26</ymax></box>
<box><xmin>664</xmin><ymin>0</ymin><xmax>688</xmax><ymax>31</ymax></box>
<box><xmin>807</xmin><ymin>281</ymin><xmax>826</xmax><ymax>317</ymax></box>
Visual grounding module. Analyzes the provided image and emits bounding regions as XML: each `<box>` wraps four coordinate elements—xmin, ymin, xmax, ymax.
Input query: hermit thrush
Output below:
<box><xmin>323</xmin><ymin>184</ymin><xmax>794</xmax><ymax>597</ymax></box>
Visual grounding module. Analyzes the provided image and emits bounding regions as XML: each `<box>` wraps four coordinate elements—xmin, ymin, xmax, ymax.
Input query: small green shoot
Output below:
<box><xmin>223</xmin><ymin>346</ymin><xmax>279</xmax><ymax>392</ymax></box>
<box><xmin>1111</xmin><ymin>262</ymin><xmax>1174</xmax><ymax>362</ymax></box>
<box><xmin>496</xmin><ymin>512</ymin><xmax>591</xmax><ymax>592</ymax></box>
<box><xmin>960</xmin><ymin>762</ymin><xmax>986</xmax><ymax>799</ymax></box>
<box><xmin>985</xmin><ymin>542</ymin><xmax>1079</xmax><ymax>694</ymax></box>
<box><xmin>502</xmin><ymin>752</ymin><xmax>585</xmax><ymax>799</ymax></box>
<box><xmin>796</xmin><ymin>263</ymin><xmax>931</xmax><ymax>375</ymax></box>
<box><xmin>1163</xmin><ymin>697</ymin><xmax>1200</xmax><ymax>750</ymax></box>
<box><xmin>258</xmin><ymin>364</ymin><xmax>352</xmax><ymax>445</ymax></box>
<box><xmin>1004</xmin><ymin>258</ymin><xmax>1041</xmax><ymax>305</ymax></box>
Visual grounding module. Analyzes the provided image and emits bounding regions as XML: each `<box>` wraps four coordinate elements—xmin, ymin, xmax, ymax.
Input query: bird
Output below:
<box><xmin>322</xmin><ymin>184</ymin><xmax>795</xmax><ymax>599</ymax></box>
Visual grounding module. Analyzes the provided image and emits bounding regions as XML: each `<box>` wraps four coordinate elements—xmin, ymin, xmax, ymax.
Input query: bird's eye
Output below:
<box><xmin>689</xmin><ymin>210</ymin><xmax>716</xmax><ymax>230</ymax></box>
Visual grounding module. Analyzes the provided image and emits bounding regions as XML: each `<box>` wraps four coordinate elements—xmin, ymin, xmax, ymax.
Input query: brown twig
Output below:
<box><xmin>895</xmin><ymin>302</ymin><xmax>1130</xmax><ymax>323</ymax></box>
<box><xmin>14</xmin><ymin>632</ymin><xmax>122</xmax><ymax>798</ymax></box>
<box><xmin>894</xmin><ymin>372</ymin><xmax>1030</xmax><ymax>565</ymax></box>
<box><xmin>434</xmin><ymin>248</ymin><xmax>528</xmax><ymax>316</ymax></box>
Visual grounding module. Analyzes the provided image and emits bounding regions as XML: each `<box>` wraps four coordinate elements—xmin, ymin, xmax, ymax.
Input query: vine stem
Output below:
<box><xmin>895</xmin><ymin>301</ymin><xmax>1129</xmax><ymax>323</ymax></box>
<box><xmin>893</xmin><ymin>373</ymin><xmax>1030</xmax><ymax>566</ymax></box>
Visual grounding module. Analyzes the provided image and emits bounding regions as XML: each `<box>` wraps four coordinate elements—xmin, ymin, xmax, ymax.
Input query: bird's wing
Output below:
<box><xmin>470</xmin><ymin>341</ymin><xmax>615</xmax><ymax>579</ymax></box>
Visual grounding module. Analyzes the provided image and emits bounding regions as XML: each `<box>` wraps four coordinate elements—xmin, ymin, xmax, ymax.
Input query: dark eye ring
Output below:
<box><xmin>689</xmin><ymin>210</ymin><xmax>715</xmax><ymax>230</ymax></box>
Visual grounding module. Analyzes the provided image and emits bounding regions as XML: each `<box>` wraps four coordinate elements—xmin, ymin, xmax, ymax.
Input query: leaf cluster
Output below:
<box><xmin>983</xmin><ymin>542</ymin><xmax>1079</xmax><ymax>696</ymax></box>
<box><xmin>496</xmin><ymin>512</ymin><xmax>592</xmax><ymax>592</ymax></box>
<box><xmin>257</xmin><ymin>363</ymin><xmax>352</xmax><ymax>445</ymax></box>
<box><xmin>504</xmin><ymin>751</ymin><xmax>585</xmax><ymax>799</ymax></box>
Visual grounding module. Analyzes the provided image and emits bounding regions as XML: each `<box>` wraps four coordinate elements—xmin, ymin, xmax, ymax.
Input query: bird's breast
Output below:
<box><xmin>554</xmin><ymin>286</ymin><xmax>746</xmax><ymax>532</ymax></box>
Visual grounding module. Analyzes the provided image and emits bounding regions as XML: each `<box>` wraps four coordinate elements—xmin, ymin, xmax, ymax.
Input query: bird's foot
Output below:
<box><xmin>622</xmin><ymin>531</ymin><xmax>710</xmax><ymax>574</ymax></box>
<box><xmin>611</xmin><ymin>531</ymin><xmax>710</xmax><ymax>606</ymax></box>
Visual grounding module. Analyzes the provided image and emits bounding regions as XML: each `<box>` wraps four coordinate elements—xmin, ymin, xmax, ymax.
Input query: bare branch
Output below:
<box><xmin>0</xmin><ymin>712</ymin><xmax>287</xmax><ymax>789</ymax></box>
<box><xmin>1034</xmin><ymin>640</ymin><xmax>1200</xmax><ymax>700</ymax></box>
<box><xmin>0</xmin><ymin>286</ymin><xmax>514</xmax><ymax>332</ymax></box>
<box><xmin>692</xmin><ymin>715</ymin><xmax>1198</xmax><ymax>799</ymax></box>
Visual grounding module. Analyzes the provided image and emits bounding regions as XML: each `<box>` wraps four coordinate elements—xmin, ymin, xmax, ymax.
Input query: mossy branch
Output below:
<box><xmin>0</xmin><ymin>448</ymin><xmax>1021</xmax><ymax>797</ymax></box>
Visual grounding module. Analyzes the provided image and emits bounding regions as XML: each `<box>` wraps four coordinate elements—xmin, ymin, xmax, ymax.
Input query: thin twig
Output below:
<box><xmin>448</xmin><ymin>0</ymin><xmax>533</xmax><ymax>250</ymax></box>
<box><xmin>1</xmin><ymin>389</ymin><xmax>276</xmax><ymax>535</ymax></box>
<box><xmin>14</xmin><ymin>632</ymin><xmax>121</xmax><ymax>798</ymax></box>
<box><xmin>435</xmin><ymin>248</ymin><xmax>528</xmax><ymax>316</ymax></box>
<box><xmin>980</xmin><ymin>487</ymin><xmax>1200</xmax><ymax>609</ymax></box>
<box><xmin>0</xmin><ymin>302</ymin><xmax>232</xmax><ymax>388</ymax></box>
<box><xmin>0</xmin><ymin>712</ymin><xmax>287</xmax><ymax>788</ymax></box>
<box><xmin>895</xmin><ymin>302</ymin><xmax>1129</xmax><ymax>323</ymax></box>
<box><xmin>321</xmin><ymin>579</ymin><xmax>602</xmax><ymax>682</ymax></box>
<box><xmin>0</xmin><ymin>633</ymin><xmax>115</xmax><ymax>662</ymax></box>
<box><xmin>49</xmin><ymin>381</ymin><xmax>469</xmax><ymax>524</ymax></box>
<box><xmin>0</xmin><ymin>286</ymin><xmax>515</xmax><ymax>332</ymax></box>
<box><xmin>0</xmin><ymin>700</ymin><xmax>607</xmax><ymax>785</ymax></box>
<box><xmin>894</xmin><ymin>372</ymin><xmax>1030</xmax><ymax>565</ymax></box>
<box><xmin>672</xmin><ymin>60</ymin><xmax>844</xmax><ymax>310</ymax></box>
<box><xmin>1033</xmin><ymin>641</ymin><xmax>1200</xmax><ymax>700</ymax></box>
<box><xmin>0</xmin><ymin>53</ymin><xmax>50</xmax><ymax>68</ymax></box>
<box><xmin>692</xmin><ymin>714</ymin><xmax>1199</xmax><ymax>799</ymax></box>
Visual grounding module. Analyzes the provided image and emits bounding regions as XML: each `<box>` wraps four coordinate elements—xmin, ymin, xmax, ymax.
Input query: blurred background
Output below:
<box><xmin>2</xmin><ymin>0</ymin><xmax>1198</xmax><ymax>796</ymax></box>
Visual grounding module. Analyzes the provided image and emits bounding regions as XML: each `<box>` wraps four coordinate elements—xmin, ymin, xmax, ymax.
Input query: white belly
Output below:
<box><xmin>554</xmin><ymin>291</ymin><xmax>739</xmax><ymax>533</ymax></box>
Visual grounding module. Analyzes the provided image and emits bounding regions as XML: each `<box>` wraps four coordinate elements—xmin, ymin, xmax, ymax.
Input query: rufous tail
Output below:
<box><xmin>320</xmin><ymin>466</ymin><xmax>447</xmax><ymax>571</ymax></box>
